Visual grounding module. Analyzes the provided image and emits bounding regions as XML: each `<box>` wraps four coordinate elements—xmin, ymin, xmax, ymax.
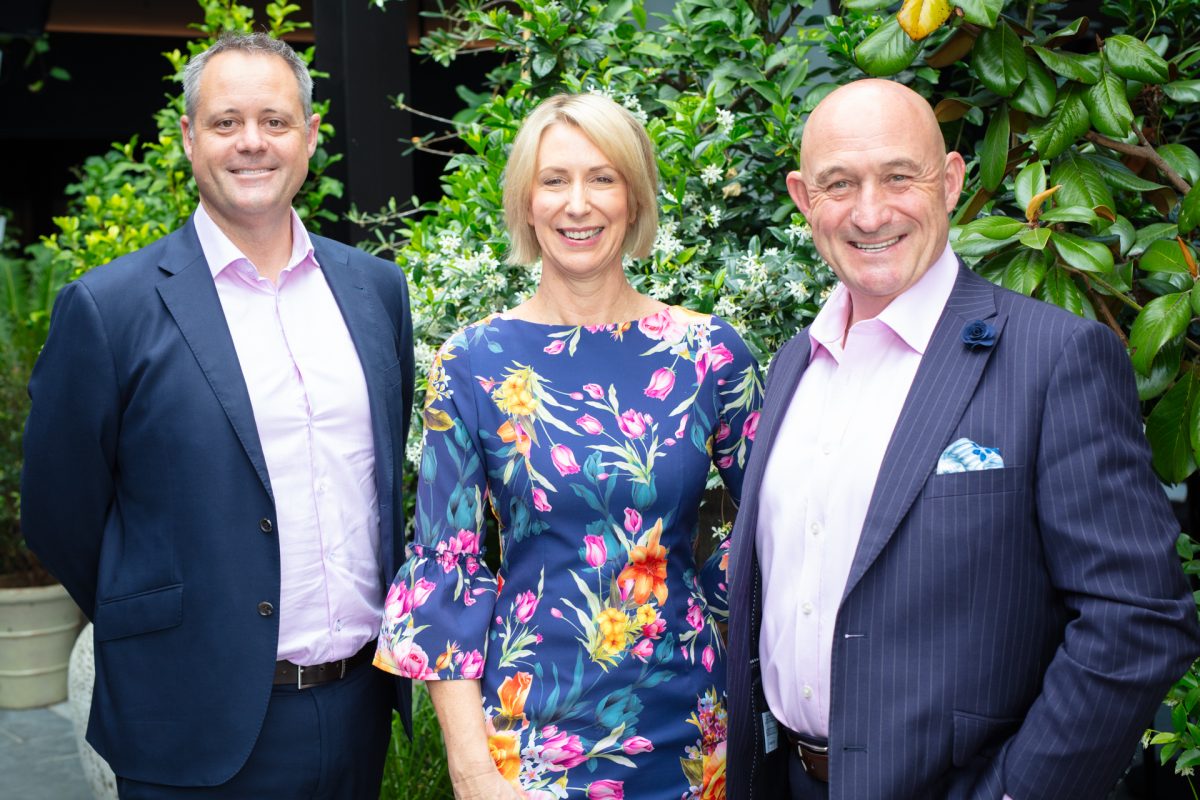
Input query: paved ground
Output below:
<box><xmin>0</xmin><ymin>703</ymin><xmax>91</xmax><ymax>800</ymax></box>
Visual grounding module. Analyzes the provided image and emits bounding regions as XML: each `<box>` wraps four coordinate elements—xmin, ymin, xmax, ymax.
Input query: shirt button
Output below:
<box><xmin>259</xmin><ymin>518</ymin><xmax>274</xmax><ymax>534</ymax></box>
<box><xmin>809</xmin><ymin>522</ymin><xmax>822</xmax><ymax>536</ymax></box>
<box><xmin>803</xmin><ymin>685</ymin><xmax>813</xmax><ymax>699</ymax></box>
<box><xmin>257</xmin><ymin>601</ymin><xmax>274</xmax><ymax>616</ymax></box>
<box><xmin>802</xmin><ymin>602</ymin><xmax>814</xmax><ymax>615</ymax></box>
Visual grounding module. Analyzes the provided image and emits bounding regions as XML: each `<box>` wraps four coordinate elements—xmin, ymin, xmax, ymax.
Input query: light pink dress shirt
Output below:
<box><xmin>194</xmin><ymin>203</ymin><xmax>382</xmax><ymax>665</ymax></box>
<box><xmin>757</xmin><ymin>245</ymin><xmax>960</xmax><ymax>737</ymax></box>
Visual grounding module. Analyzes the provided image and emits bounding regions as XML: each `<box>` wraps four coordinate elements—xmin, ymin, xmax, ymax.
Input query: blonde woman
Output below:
<box><xmin>376</xmin><ymin>94</ymin><xmax>762</xmax><ymax>799</ymax></box>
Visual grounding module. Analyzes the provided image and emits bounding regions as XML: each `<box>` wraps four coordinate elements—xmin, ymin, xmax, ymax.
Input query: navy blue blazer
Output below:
<box><xmin>727</xmin><ymin>266</ymin><xmax>1200</xmax><ymax>800</ymax></box>
<box><xmin>21</xmin><ymin>218</ymin><xmax>414</xmax><ymax>786</ymax></box>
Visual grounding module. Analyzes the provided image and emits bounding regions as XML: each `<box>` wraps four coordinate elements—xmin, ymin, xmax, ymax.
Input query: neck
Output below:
<box><xmin>205</xmin><ymin>204</ymin><xmax>296</xmax><ymax>284</ymax></box>
<box><xmin>518</xmin><ymin>269</ymin><xmax>660</xmax><ymax>326</ymax></box>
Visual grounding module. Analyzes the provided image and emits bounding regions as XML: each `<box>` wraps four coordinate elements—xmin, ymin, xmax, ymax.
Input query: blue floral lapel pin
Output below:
<box><xmin>961</xmin><ymin>319</ymin><xmax>996</xmax><ymax>351</ymax></box>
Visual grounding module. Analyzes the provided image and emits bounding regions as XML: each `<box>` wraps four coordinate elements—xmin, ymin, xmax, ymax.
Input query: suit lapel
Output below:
<box><xmin>155</xmin><ymin>221</ymin><xmax>274</xmax><ymax>499</ymax></box>
<box><xmin>842</xmin><ymin>267</ymin><xmax>1006</xmax><ymax>601</ymax></box>
<box><xmin>315</xmin><ymin>238</ymin><xmax>396</xmax><ymax>532</ymax></box>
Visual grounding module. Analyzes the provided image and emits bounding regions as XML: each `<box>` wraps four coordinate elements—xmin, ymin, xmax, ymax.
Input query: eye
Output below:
<box><xmin>540</xmin><ymin>176</ymin><xmax>566</xmax><ymax>187</ymax></box>
<box><xmin>888</xmin><ymin>174</ymin><xmax>910</xmax><ymax>184</ymax></box>
<box><xmin>592</xmin><ymin>174</ymin><xmax>616</xmax><ymax>184</ymax></box>
<box><xmin>265</xmin><ymin>118</ymin><xmax>287</xmax><ymax>130</ymax></box>
<box><xmin>214</xmin><ymin>119</ymin><xmax>237</xmax><ymax>131</ymax></box>
<box><xmin>828</xmin><ymin>179</ymin><xmax>850</xmax><ymax>191</ymax></box>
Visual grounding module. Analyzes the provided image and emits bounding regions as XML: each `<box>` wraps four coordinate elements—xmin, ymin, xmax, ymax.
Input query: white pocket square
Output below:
<box><xmin>937</xmin><ymin>437</ymin><xmax>1004</xmax><ymax>474</ymax></box>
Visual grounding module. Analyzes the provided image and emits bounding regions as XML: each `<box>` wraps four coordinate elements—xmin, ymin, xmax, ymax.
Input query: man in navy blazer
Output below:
<box><xmin>22</xmin><ymin>33</ymin><xmax>413</xmax><ymax>797</ymax></box>
<box><xmin>727</xmin><ymin>79</ymin><xmax>1200</xmax><ymax>800</ymax></box>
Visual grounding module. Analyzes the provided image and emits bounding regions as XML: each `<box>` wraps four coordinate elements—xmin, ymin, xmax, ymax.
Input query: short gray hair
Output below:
<box><xmin>182</xmin><ymin>32</ymin><xmax>313</xmax><ymax>126</ymax></box>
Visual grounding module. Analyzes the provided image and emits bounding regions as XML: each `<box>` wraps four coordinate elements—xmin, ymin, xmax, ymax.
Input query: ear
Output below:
<box><xmin>943</xmin><ymin>151</ymin><xmax>966</xmax><ymax>214</ymax></box>
<box><xmin>786</xmin><ymin>171</ymin><xmax>811</xmax><ymax>215</ymax></box>
<box><xmin>306</xmin><ymin>114</ymin><xmax>321</xmax><ymax>158</ymax></box>
<box><xmin>180</xmin><ymin>116</ymin><xmax>194</xmax><ymax>162</ymax></box>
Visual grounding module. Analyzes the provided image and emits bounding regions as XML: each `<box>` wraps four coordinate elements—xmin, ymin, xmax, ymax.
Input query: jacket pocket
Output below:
<box><xmin>93</xmin><ymin>584</ymin><xmax>183</xmax><ymax>642</ymax></box>
<box><xmin>952</xmin><ymin>709</ymin><xmax>1021</xmax><ymax>768</ymax></box>
<box><xmin>925</xmin><ymin>466</ymin><xmax>1026</xmax><ymax>499</ymax></box>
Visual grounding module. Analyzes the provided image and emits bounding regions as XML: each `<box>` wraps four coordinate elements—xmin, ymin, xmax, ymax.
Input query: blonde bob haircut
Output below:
<box><xmin>504</xmin><ymin>93</ymin><xmax>659</xmax><ymax>266</ymax></box>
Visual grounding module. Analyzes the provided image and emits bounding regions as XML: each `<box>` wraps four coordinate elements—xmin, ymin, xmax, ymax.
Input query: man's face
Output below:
<box><xmin>181</xmin><ymin>50</ymin><xmax>318</xmax><ymax>236</ymax></box>
<box><xmin>788</xmin><ymin>83</ymin><xmax>964</xmax><ymax>324</ymax></box>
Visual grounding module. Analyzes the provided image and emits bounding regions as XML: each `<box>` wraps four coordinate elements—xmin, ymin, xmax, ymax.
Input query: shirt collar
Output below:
<box><xmin>809</xmin><ymin>244</ymin><xmax>960</xmax><ymax>358</ymax></box>
<box><xmin>193</xmin><ymin>202</ymin><xmax>317</xmax><ymax>279</ymax></box>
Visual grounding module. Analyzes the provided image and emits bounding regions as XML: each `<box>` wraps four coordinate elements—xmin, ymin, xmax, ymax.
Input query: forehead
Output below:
<box><xmin>195</xmin><ymin>51</ymin><xmax>301</xmax><ymax>111</ymax></box>
<box><xmin>804</xmin><ymin>123</ymin><xmax>936</xmax><ymax>176</ymax></box>
<box><xmin>536</xmin><ymin>123</ymin><xmax>610</xmax><ymax>166</ymax></box>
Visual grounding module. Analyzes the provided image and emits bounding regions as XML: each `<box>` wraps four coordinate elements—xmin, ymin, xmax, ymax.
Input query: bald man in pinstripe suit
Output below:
<box><xmin>726</xmin><ymin>79</ymin><xmax>1200</xmax><ymax>800</ymax></box>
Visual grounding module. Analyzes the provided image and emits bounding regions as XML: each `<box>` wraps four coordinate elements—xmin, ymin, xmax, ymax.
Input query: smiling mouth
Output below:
<box><xmin>560</xmin><ymin>227</ymin><xmax>603</xmax><ymax>241</ymax></box>
<box><xmin>232</xmin><ymin>168</ymin><xmax>273</xmax><ymax>176</ymax></box>
<box><xmin>851</xmin><ymin>235</ymin><xmax>902</xmax><ymax>252</ymax></box>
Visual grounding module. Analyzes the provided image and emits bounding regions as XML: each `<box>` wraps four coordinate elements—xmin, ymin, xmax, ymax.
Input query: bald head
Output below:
<box><xmin>801</xmin><ymin>80</ymin><xmax>948</xmax><ymax>175</ymax></box>
<box><xmin>787</xmin><ymin>79</ymin><xmax>965</xmax><ymax>325</ymax></box>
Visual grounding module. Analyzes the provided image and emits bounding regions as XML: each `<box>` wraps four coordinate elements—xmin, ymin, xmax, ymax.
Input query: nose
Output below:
<box><xmin>565</xmin><ymin>180</ymin><xmax>589</xmax><ymax>216</ymax></box>
<box><xmin>850</xmin><ymin>181</ymin><xmax>892</xmax><ymax>232</ymax></box>
<box><xmin>236</xmin><ymin>121</ymin><xmax>267</xmax><ymax>153</ymax></box>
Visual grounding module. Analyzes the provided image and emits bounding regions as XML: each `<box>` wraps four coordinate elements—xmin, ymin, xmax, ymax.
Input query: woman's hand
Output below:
<box><xmin>449</xmin><ymin>763</ymin><xmax>527</xmax><ymax>800</ymax></box>
<box><xmin>426</xmin><ymin>679</ymin><xmax>527</xmax><ymax>799</ymax></box>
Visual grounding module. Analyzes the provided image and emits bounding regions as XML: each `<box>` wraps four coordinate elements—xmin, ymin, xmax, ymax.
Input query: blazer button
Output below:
<box><xmin>259</xmin><ymin>518</ymin><xmax>273</xmax><ymax>533</ymax></box>
<box><xmin>257</xmin><ymin>601</ymin><xmax>274</xmax><ymax>616</ymax></box>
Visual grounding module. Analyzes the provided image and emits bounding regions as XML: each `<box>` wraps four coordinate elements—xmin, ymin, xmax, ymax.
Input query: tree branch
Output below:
<box><xmin>1086</xmin><ymin>131</ymin><xmax>1193</xmax><ymax>195</ymax></box>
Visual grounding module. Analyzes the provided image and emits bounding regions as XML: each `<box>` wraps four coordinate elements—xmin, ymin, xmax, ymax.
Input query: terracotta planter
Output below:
<box><xmin>0</xmin><ymin>582</ymin><xmax>83</xmax><ymax>708</ymax></box>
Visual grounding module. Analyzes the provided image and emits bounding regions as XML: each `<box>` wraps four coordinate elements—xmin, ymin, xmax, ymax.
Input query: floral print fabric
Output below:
<box><xmin>375</xmin><ymin>307</ymin><xmax>762</xmax><ymax>799</ymax></box>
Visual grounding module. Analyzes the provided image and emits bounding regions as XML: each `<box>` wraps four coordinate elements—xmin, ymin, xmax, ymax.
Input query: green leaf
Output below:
<box><xmin>1001</xmin><ymin>247</ymin><xmax>1049</xmax><ymax>294</ymax></box>
<box><xmin>1083</xmin><ymin>69</ymin><xmax>1134</xmax><ymax>138</ymax></box>
<box><xmin>956</xmin><ymin>0</ymin><xmax>1003</xmax><ymax>27</ymax></box>
<box><xmin>953</xmin><ymin>232</ymin><xmax>1018</xmax><ymax>257</ymax></box>
<box><xmin>1038</xmin><ymin>206</ymin><xmax>1100</xmax><ymax>225</ymax></box>
<box><xmin>1011</xmin><ymin>58</ymin><xmax>1057</xmax><ymax>117</ymax></box>
<box><xmin>1164</xmin><ymin>80</ymin><xmax>1200</xmax><ymax>103</ymax></box>
<box><xmin>1019</xmin><ymin>227</ymin><xmax>1052</xmax><ymax>249</ymax></box>
<box><xmin>959</xmin><ymin>216</ymin><xmax>1026</xmax><ymax>239</ymax></box>
<box><xmin>1147</xmin><ymin>371</ymin><xmax>1199</xmax><ymax>482</ymax></box>
<box><xmin>1041</xmin><ymin>17</ymin><xmax>1088</xmax><ymax>46</ymax></box>
<box><xmin>531</xmin><ymin>50</ymin><xmax>557</xmax><ymax>77</ymax></box>
<box><xmin>1141</xmin><ymin>238</ymin><xmax>1194</xmax><ymax>273</ymax></box>
<box><xmin>855</xmin><ymin>16</ymin><xmax>922</xmax><ymax>77</ymax></box>
<box><xmin>841</xmin><ymin>0</ymin><xmax>892</xmax><ymax>8</ymax></box>
<box><xmin>1104</xmin><ymin>34</ymin><xmax>1170</xmax><ymax>84</ymax></box>
<box><xmin>1050</xmin><ymin>151</ymin><xmax>1115</xmax><ymax>218</ymax></box>
<box><xmin>1037</xmin><ymin>265</ymin><xmax>1093</xmax><ymax>318</ymax></box>
<box><xmin>631</xmin><ymin>3</ymin><xmax>647</xmax><ymax>28</ymax></box>
<box><xmin>1133</xmin><ymin>223</ymin><xmax>1180</xmax><ymax>256</ymax></box>
<box><xmin>1136</xmin><ymin>341</ymin><xmax>1182</xmax><ymax>401</ymax></box>
<box><xmin>972</xmin><ymin>22</ymin><xmax>1027</xmax><ymax>96</ymax></box>
<box><xmin>1014</xmin><ymin>161</ymin><xmax>1046</xmax><ymax>211</ymax></box>
<box><xmin>979</xmin><ymin>104</ymin><xmax>1011</xmax><ymax>191</ymax></box>
<box><xmin>1181</xmin><ymin>184</ymin><xmax>1200</xmax><ymax>235</ymax></box>
<box><xmin>1129</xmin><ymin>292</ymin><xmax>1192</xmax><ymax>375</ymax></box>
<box><xmin>1031</xmin><ymin>45</ymin><xmax>1101</xmax><ymax>84</ymax></box>
<box><xmin>1052</xmin><ymin>230</ymin><xmax>1114</xmax><ymax>273</ymax></box>
<box><xmin>1158</xmin><ymin>144</ymin><xmax>1200</xmax><ymax>185</ymax></box>
<box><xmin>1087</xmin><ymin>154</ymin><xmax>1165</xmax><ymax>192</ymax></box>
<box><xmin>1103</xmin><ymin>215</ymin><xmax>1137</xmax><ymax>255</ymax></box>
<box><xmin>1028</xmin><ymin>87</ymin><xmax>1090</xmax><ymax>160</ymax></box>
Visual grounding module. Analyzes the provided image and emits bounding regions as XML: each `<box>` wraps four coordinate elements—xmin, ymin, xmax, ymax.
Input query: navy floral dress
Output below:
<box><xmin>375</xmin><ymin>306</ymin><xmax>762</xmax><ymax>800</ymax></box>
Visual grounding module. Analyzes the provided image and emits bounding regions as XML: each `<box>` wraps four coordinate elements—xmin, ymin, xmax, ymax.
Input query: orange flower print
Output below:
<box><xmin>489</xmin><ymin>730</ymin><xmax>522</xmax><ymax>783</ymax></box>
<box><xmin>701</xmin><ymin>740</ymin><xmax>727</xmax><ymax>800</ymax></box>
<box><xmin>498</xmin><ymin>671</ymin><xmax>533</xmax><ymax>720</ymax></box>
<box><xmin>498</xmin><ymin>419</ymin><xmax>532</xmax><ymax>457</ymax></box>
<box><xmin>617</xmin><ymin>519</ymin><xmax>669</xmax><ymax>605</ymax></box>
<box><xmin>596</xmin><ymin>608</ymin><xmax>630</xmax><ymax>655</ymax></box>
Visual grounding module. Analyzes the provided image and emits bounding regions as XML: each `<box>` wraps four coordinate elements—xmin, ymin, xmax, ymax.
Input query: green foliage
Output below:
<box><xmin>379</xmin><ymin>684</ymin><xmax>452</xmax><ymax>800</ymax></box>
<box><xmin>365</xmin><ymin>0</ymin><xmax>1200</xmax><ymax>782</ymax></box>
<box><xmin>0</xmin><ymin>0</ymin><xmax>345</xmax><ymax>581</ymax></box>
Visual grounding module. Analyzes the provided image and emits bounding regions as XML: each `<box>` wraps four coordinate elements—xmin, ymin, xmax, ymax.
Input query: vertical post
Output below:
<box><xmin>312</xmin><ymin>0</ymin><xmax>411</xmax><ymax>245</ymax></box>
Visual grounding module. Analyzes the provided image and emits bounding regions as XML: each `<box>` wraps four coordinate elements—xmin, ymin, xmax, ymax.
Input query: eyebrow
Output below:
<box><xmin>537</xmin><ymin>163</ymin><xmax>617</xmax><ymax>173</ymax></box>
<box><xmin>812</xmin><ymin>158</ymin><xmax>922</xmax><ymax>185</ymax></box>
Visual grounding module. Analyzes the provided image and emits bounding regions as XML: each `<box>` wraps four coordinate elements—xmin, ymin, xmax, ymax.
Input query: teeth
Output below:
<box><xmin>234</xmin><ymin>169</ymin><xmax>270</xmax><ymax>175</ymax></box>
<box><xmin>853</xmin><ymin>236</ymin><xmax>900</xmax><ymax>252</ymax></box>
<box><xmin>562</xmin><ymin>228</ymin><xmax>602</xmax><ymax>240</ymax></box>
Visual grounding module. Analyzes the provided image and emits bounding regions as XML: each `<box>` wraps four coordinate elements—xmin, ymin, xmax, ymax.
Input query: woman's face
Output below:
<box><xmin>529</xmin><ymin>123</ymin><xmax>632</xmax><ymax>280</ymax></box>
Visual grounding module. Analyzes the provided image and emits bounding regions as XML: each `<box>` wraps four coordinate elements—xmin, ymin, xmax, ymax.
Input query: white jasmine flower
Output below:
<box><xmin>786</xmin><ymin>279</ymin><xmax>810</xmax><ymax>302</ymax></box>
<box><xmin>405</xmin><ymin>437</ymin><xmax>423</xmax><ymax>467</ymax></box>
<box><xmin>706</xmin><ymin>205</ymin><xmax>723</xmax><ymax>227</ymax></box>
<box><xmin>716</xmin><ymin>107</ymin><xmax>734</xmax><ymax>135</ymax></box>
<box><xmin>714</xmin><ymin>296</ymin><xmax>738</xmax><ymax>318</ymax></box>
<box><xmin>764</xmin><ymin>247</ymin><xmax>779</xmax><ymax>256</ymax></box>
<box><xmin>700</xmin><ymin>165</ymin><xmax>722</xmax><ymax>186</ymax></box>
<box><xmin>622</xmin><ymin>94</ymin><xmax>649</xmax><ymax>125</ymax></box>
<box><xmin>437</xmin><ymin>231</ymin><xmax>461</xmax><ymax>254</ymax></box>
<box><xmin>787</xmin><ymin>222</ymin><xmax>811</xmax><ymax>242</ymax></box>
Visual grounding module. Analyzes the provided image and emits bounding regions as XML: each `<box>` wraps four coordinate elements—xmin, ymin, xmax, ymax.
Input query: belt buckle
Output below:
<box><xmin>795</xmin><ymin>739</ymin><xmax>828</xmax><ymax>776</ymax></box>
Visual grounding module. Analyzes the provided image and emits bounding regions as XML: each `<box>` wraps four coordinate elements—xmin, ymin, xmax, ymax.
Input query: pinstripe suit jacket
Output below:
<box><xmin>727</xmin><ymin>265</ymin><xmax>1200</xmax><ymax>800</ymax></box>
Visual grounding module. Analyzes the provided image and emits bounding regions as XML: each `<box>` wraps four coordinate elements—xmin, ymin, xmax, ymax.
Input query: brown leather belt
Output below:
<box><xmin>784</xmin><ymin>730</ymin><xmax>829</xmax><ymax>783</ymax></box>
<box><xmin>274</xmin><ymin>643</ymin><xmax>374</xmax><ymax>689</ymax></box>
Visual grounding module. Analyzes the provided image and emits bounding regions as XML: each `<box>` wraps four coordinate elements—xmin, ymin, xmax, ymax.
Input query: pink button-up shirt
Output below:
<box><xmin>757</xmin><ymin>245</ymin><xmax>960</xmax><ymax>737</ymax></box>
<box><xmin>194</xmin><ymin>203</ymin><xmax>382</xmax><ymax>665</ymax></box>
